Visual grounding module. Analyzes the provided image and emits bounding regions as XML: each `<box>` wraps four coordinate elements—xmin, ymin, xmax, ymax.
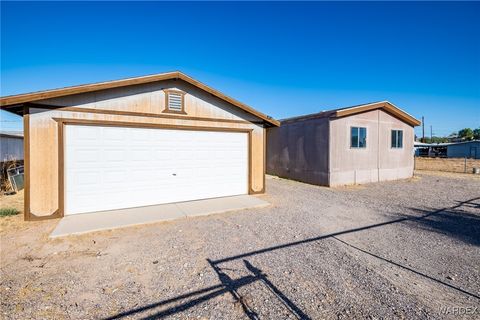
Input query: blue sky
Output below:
<box><xmin>1</xmin><ymin>1</ymin><xmax>479</xmax><ymax>137</ymax></box>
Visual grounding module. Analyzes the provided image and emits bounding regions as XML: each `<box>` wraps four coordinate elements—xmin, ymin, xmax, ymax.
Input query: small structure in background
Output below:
<box><xmin>414</xmin><ymin>142</ymin><xmax>447</xmax><ymax>157</ymax></box>
<box><xmin>446</xmin><ymin>140</ymin><xmax>480</xmax><ymax>159</ymax></box>
<box><xmin>0</xmin><ymin>131</ymin><xmax>23</xmax><ymax>162</ymax></box>
<box><xmin>0</xmin><ymin>131</ymin><xmax>24</xmax><ymax>192</ymax></box>
<box><xmin>414</xmin><ymin>140</ymin><xmax>480</xmax><ymax>159</ymax></box>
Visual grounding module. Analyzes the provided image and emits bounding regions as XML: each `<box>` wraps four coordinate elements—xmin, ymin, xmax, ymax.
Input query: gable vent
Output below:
<box><xmin>168</xmin><ymin>92</ymin><xmax>183</xmax><ymax>111</ymax></box>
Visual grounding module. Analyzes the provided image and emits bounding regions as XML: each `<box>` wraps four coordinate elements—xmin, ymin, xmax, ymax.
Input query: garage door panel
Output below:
<box><xmin>68</xmin><ymin>149</ymin><xmax>100</xmax><ymax>164</ymax></box>
<box><xmin>131</xmin><ymin>149</ymin><xmax>152</xmax><ymax>161</ymax></box>
<box><xmin>75</xmin><ymin>171</ymin><xmax>98</xmax><ymax>186</ymax></box>
<box><xmin>68</xmin><ymin>171</ymin><xmax>102</xmax><ymax>190</ymax></box>
<box><xmin>154</xmin><ymin>149</ymin><xmax>174</xmax><ymax>161</ymax></box>
<box><xmin>65</xmin><ymin>125</ymin><xmax>248</xmax><ymax>215</ymax></box>
<box><xmin>103</xmin><ymin>170</ymin><xmax>128</xmax><ymax>184</ymax></box>
<box><xmin>104</xmin><ymin>149</ymin><xmax>127</xmax><ymax>162</ymax></box>
<box><xmin>130</xmin><ymin>128</ymin><xmax>152</xmax><ymax>142</ymax></box>
<box><xmin>104</xmin><ymin>127</ymin><xmax>127</xmax><ymax>141</ymax></box>
<box><xmin>73</xmin><ymin>126</ymin><xmax>101</xmax><ymax>140</ymax></box>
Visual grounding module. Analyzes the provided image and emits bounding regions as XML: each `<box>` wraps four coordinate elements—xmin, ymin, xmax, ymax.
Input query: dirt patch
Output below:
<box><xmin>0</xmin><ymin>190</ymin><xmax>24</xmax><ymax>212</ymax></box>
<box><xmin>0</xmin><ymin>191</ymin><xmax>28</xmax><ymax>234</ymax></box>
<box><xmin>1</xmin><ymin>175</ymin><xmax>479</xmax><ymax>319</ymax></box>
<box><xmin>416</xmin><ymin>170</ymin><xmax>480</xmax><ymax>181</ymax></box>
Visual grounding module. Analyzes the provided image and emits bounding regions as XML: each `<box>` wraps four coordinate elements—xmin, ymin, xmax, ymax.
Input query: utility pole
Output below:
<box><xmin>422</xmin><ymin>116</ymin><xmax>425</xmax><ymax>142</ymax></box>
<box><xmin>430</xmin><ymin>125</ymin><xmax>433</xmax><ymax>143</ymax></box>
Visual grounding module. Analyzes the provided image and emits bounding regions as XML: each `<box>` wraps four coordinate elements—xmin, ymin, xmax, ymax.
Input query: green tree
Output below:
<box><xmin>458</xmin><ymin>128</ymin><xmax>474</xmax><ymax>140</ymax></box>
<box><xmin>425</xmin><ymin>136</ymin><xmax>450</xmax><ymax>144</ymax></box>
<box><xmin>474</xmin><ymin>128</ymin><xmax>480</xmax><ymax>140</ymax></box>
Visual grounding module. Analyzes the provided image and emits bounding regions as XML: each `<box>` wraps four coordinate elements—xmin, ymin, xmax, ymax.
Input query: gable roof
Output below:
<box><xmin>0</xmin><ymin>71</ymin><xmax>280</xmax><ymax>126</ymax></box>
<box><xmin>281</xmin><ymin>101</ymin><xmax>421</xmax><ymax>126</ymax></box>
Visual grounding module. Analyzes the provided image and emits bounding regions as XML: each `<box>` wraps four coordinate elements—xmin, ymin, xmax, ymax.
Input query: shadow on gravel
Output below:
<box><xmin>332</xmin><ymin>236</ymin><xmax>480</xmax><ymax>300</ymax></box>
<box><xmin>104</xmin><ymin>259</ymin><xmax>310</xmax><ymax>320</ymax></box>
<box><xmin>208</xmin><ymin>197</ymin><xmax>480</xmax><ymax>266</ymax></box>
<box><xmin>403</xmin><ymin>200</ymin><xmax>480</xmax><ymax>246</ymax></box>
<box><xmin>104</xmin><ymin>197</ymin><xmax>480</xmax><ymax>319</ymax></box>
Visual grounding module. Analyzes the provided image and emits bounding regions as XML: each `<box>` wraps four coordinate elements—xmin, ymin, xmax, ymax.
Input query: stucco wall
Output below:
<box><xmin>266</xmin><ymin>117</ymin><xmax>329</xmax><ymax>185</ymax></box>
<box><xmin>27</xmin><ymin>80</ymin><xmax>266</xmax><ymax>217</ymax></box>
<box><xmin>329</xmin><ymin>109</ymin><xmax>414</xmax><ymax>186</ymax></box>
<box><xmin>378</xmin><ymin>111</ymin><xmax>415</xmax><ymax>181</ymax></box>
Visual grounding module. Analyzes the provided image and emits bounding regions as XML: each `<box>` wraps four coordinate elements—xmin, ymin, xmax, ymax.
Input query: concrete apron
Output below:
<box><xmin>50</xmin><ymin>195</ymin><xmax>270</xmax><ymax>238</ymax></box>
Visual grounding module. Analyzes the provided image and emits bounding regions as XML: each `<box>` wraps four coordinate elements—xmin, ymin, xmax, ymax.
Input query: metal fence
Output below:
<box><xmin>414</xmin><ymin>157</ymin><xmax>480</xmax><ymax>174</ymax></box>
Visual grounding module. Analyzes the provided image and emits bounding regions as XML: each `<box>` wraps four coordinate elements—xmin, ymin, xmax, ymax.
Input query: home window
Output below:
<box><xmin>351</xmin><ymin>127</ymin><xmax>367</xmax><ymax>148</ymax></box>
<box><xmin>164</xmin><ymin>90</ymin><xmax>186</xmax><ymax>114</ymax></box>
<box><xmin>391</xmin><ymin>130</ymin><xmax>403</xmax><ymax>148</ymax></box>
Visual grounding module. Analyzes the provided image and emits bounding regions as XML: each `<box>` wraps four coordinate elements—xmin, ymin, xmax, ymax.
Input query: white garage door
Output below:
<box><xmin>65</xmin><ymin>125</ymin><xmax>248</xmax><ymax>215</ymax></box>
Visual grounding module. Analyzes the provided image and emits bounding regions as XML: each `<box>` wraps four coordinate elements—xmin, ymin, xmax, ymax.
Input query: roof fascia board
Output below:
<box><xmin>0</xmin><ymin>71</ymin><xmax>279</xmax><ymax>127</ymax></box>
<box><xmin>334</xmin><ymin>101</ymin><xmax>421</xmax><ymax>126</ymax></box>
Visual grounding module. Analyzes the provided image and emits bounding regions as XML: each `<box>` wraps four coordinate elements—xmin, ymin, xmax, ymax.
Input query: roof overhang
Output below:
<box><xmin>333</xmin><ymin>101</ymin><xmax>421</xmax><ymax>126</ymax></box>
<box><xmin>0</xmin><ymin>133</ymin><xmax>23</xmax><ymax>139</ymax></box>
<box><xmin>0</xmin><ymin>71</ymin><xmax>280</xmax><ymax>126</ymax></box>
<box><xmin>281</xmin><ymin>101</ymin><xmax>421</xmax><ymax>127</ymax></box>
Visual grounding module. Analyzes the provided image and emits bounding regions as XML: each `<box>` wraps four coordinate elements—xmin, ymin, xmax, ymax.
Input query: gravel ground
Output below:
<box><xmin>1</xmin><ymin>172</ymin><xmax>479</xmax><ymax>319</ymax></box>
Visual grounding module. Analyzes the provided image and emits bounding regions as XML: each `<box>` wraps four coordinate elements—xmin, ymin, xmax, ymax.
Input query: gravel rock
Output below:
<box><xmin>1</xmin><ymin>172</ymin><xmax>479</xmax><ymax>319</ymax></box>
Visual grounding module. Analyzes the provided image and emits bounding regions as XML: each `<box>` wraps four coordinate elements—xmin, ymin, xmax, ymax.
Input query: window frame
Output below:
<box><xmin>350</xmin><ymin>126</ymin><xmax>367</xmax><ymax>149</ymax></box>
<box><xmin>163</xmin><ymin>89</ymin><xmax>187</xmax><ymax>114</ymax></box>
<box><xmin>391</xmin><ymin>129</ymin><xmax>403</xmax><ymax>149</ymax></box>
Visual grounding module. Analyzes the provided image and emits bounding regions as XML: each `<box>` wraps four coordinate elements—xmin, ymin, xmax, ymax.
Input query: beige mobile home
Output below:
<box><xmin>0</xmin><ymin>72</ymin><xmax>279</xmax><ymax>220</ymax></box>
<box><xmin>267</xmin><ymin>101</ymin><xmax>421</xmax><ymax>186</ymax></box>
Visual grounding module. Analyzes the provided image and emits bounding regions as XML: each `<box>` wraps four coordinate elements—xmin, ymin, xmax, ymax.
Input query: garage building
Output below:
<box><xmin>267</xmin><ymin>101</ymin><xmax>421</xmax><ymax>186</ymax></box>
<box><xmin>0</xmin><ymin>72</ymin><xmax>279</xmax><ymax>220</ymax></box>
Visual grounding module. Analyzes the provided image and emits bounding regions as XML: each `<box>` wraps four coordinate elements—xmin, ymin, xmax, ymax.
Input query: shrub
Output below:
<box><xmin>0</xmin><ymin>207</ymin><xmax>20</xmax><ymax>217</ymax></box>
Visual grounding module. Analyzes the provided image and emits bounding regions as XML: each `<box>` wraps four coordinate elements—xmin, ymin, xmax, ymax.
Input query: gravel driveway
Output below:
<box><xmin>1</xmin><ymin>172</ymin><xmax>479</xmax><ymax>319</ymax></box>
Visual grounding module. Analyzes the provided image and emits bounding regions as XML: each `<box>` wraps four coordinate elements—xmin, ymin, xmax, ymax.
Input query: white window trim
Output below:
<box><xmin>350</xmin><ymin>126</ymin><xmax>367</xmax><ymax>149</ymax></box>
<box><xmin>391</xmin><ymin>129</ymin><xmax>403</xmax><ymax>149</ymax></box>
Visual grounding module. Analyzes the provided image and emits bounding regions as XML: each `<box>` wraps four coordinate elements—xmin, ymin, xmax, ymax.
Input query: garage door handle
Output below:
<box><xmin>172</xmin><ymin>173</ymin><xmax>177</xmax><ymax>176</ymax></box>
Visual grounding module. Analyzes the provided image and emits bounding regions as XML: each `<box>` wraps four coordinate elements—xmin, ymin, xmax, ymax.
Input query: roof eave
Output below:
<box><xmin>333</xmin><ymin>101</ymin><xmax>421</xmax><ymax>127</ymax></box>
<box><xmin>0</xmin><ymin>71</ymin><xmax>280</xmax><ymax>127</ymax></box>
<box><xmin>0</xmin><ymin>72</ymin><xmax>181</xmax><ymax>107</ymax></box>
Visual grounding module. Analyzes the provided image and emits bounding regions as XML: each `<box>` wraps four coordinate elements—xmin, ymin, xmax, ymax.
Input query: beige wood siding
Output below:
<box><xmin>37</xmin><ymin>80</ymin><xmax>260</xmax><ymax>123</ymax></box>
<box><xmin>27</xmin><ymin>80</ymin><xmax>266</xmax><ymax>217</ymax></box>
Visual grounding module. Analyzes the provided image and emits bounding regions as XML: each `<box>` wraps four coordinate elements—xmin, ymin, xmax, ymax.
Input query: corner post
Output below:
<box><xmin>23</xmin><ymin>106</ymin><xmax>31</xmax><ymax>221</ymax></box>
